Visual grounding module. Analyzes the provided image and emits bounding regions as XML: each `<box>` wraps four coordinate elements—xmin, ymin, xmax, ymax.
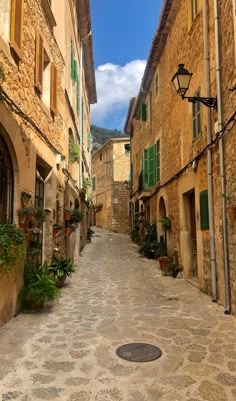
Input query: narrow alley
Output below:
<box><xmin>1</xmin><ymin>229</ymin><xmax>236</xmax><ymax>401</ymax></box>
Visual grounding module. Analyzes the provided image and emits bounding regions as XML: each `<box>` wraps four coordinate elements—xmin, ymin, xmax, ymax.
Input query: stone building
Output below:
<box><xmin>125</xmin><ymin>0</ymin><xmax>236</xmax><ymax>314</ymax></box>
<box><xmin>92</xmin><ymin>138</ymin><xmax>130</xmax><ymax>234</ymax></box>
<box><xmin>0</xmin><ymin>0</ymin><xmax>96</xmax><ymax>325</ymax></box>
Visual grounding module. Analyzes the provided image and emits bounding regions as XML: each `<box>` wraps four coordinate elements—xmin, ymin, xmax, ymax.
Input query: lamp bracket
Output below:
<box><xmin>184</xmin><ymin>96</ymin><xmax>217</xmax><ymax>109</ymax></box>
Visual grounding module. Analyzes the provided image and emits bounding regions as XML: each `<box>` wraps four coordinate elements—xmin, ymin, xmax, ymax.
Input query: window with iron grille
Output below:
<box><xmin>0</xmin><ymin>135</ymin><xmax>14</xmax><ymax>224</ymax></box>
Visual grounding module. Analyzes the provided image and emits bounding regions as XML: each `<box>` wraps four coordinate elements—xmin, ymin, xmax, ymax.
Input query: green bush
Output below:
<box><xmin>20</xmin><ymin>261</ymin><xmax>59</xmax><ymax>308</ymax></box>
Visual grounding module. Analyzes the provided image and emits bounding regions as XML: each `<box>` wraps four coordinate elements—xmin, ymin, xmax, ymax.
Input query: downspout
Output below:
<box><xmin>79</xmin><ymin>43</ymin><xmax>83</xmax><ymax>189</ymax></box>
<box><xmin>214</xmin><ymin>0</ymin><xmax>231</xmax><ymax>313</ymax></box>
<box><xmin>203</xmin><ymin>0</ymin><xmax>217</xmax><ymax>301</ymax></box>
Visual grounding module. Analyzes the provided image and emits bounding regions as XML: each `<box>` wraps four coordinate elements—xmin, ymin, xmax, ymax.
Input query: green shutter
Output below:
<box><xmin>200</xmin><ymin>190</ymin><xmax>209</xmax><ymax>230</ymax></box>
<box><xmin>73</xmin><ymin>59</ymin><xmax>78</xmax><ymax>82</ymax></box>
<box><xmin>142</xmin><ymin>149</ymin><xmax>148</xmax><ymax>190</ymax></box>
<box><xmin>148</xmin><ymin>144</ymin><xmax>156</xmax><ymax>188</ymax></box>
<box><xmin>141</xmin><ymin>103</ymin><xmax>147</xmax><ymax>122</ymax></box>
<box><xmin>156</xmin><ymin>139</ymin><xmax>160</xmax><ymax>184</ymax></box>
<box><xmin>92</xmin><ymin>176</ymin><xmax>96</xmax><ymax>191</ymax></box>
<box><xmin>81</xmin><ymin>98</ymin><xmax>84</xmax><ymax>145</ymax></box>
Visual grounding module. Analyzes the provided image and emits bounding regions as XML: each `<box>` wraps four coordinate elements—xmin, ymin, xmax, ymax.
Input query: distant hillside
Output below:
<box><xmin>91</xmin><ymin>125</ymin><xmax>129</xmax><ymax>152</ymax></box>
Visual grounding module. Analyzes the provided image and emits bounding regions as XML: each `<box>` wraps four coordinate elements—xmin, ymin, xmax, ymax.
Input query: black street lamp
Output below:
<box><xmin>171</xmin><ymin>64</ymin><xmax>217</xmax><ymax>109</ymax></box>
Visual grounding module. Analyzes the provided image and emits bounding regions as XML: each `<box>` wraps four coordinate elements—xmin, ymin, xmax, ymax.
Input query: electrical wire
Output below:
<box><xmin>133</xmin><ymin>109</ymin><xmax>236</xmax><ymax>199</ymax></box>
<box><xmin>0</xmin><ymin>88</ymin><xmax>64</xmax><ymax>157</ymax></box>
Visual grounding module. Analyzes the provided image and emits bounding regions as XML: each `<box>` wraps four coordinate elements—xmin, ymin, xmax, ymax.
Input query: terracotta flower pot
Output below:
<box><xmin>65</xmin><ymin>212</ymin><xmax>72</xmax><ymax>221</ymax></box>
<box><xmin>65</xmin><ymin>227</ymin><xmax>73</xmax><ymax>236</ymax></box>
<box><xmin>57</xmin><ymin>275</ymin><xmax>67</xmax><ymax>287</ymax></box>
<box><xmin>19</xmin><ymin>214</ymin><xmax>28</xmax><ymax>227</ymax></box>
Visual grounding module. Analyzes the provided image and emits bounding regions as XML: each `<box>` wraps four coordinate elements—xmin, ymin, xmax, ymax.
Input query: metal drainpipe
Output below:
<box><xmin>214</xmin><ymin>0</ymin><xmax>231</xmax><ymax>314</ymax></box>
<box><xmin>203</xmin><ymin>0</ymin><xmax>217</xmax><ymax>301</ymax></box>
<box><xmin>79</xmin><ymin>43</ymin><xmax>83</xmax><ymax>189</ymax></box>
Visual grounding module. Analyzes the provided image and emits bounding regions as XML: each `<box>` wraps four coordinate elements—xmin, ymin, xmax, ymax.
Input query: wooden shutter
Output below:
<box><xmin>148</xmin><ymin>144</ymin><xmax>156</xmax><ymax>188</ymax></box>
<box><xmin>35</xmin><ymin>32</ymin><xmax>44</xmax><ymax>94</ymax></box>
<box><xmin>200</xmin><ymin>190</ymin><xmax>209</xmax><ymax>230</ymax></box>
<box><xmin>156</xmin><ymin>139</ymin><xmax>160</xmax><ymax>184</ymax></box>
<box><xmin>50</xmin><ymin>63</ymin><xmax>57</xmax><ymax>115</ymax></box>
<box><xmin>141</xmin><ymin>103</ymin><xmax>147</xmax><ymax>122</ymax></box>
<box><xmin>142</xmin><ymin>149</ymin><xmax>149</xmax><ymax>190</ymax></box>
<box><xmin>10</xmin><ymin>0</ymin><xmax>24</xmax><ymax>59</ymax></box>
<box><xmin>92</xmin><ymin>176</ymin><xmax>96</xmax><ymax>192</ymax></box>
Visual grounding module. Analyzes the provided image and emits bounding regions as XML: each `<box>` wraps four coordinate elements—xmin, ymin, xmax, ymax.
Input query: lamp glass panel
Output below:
<box><xmin>178</xmin><ymin>73</ymin><xmax>191</xmax><ymax>91</ymax></box>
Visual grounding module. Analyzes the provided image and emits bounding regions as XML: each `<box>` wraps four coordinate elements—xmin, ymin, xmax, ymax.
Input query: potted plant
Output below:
<box><xmin>65</xmin><ymin>223</ymin><xmax>77</xmax><ymax>236</ymax></box>
<box><xmin>49</xmin><ymin>257</ymin><xmax>76</xmax><ymax>287</ymax></box>
<box><xmin>64</xmin><ymin>208</ymin><xmax>72</xmax><ymax>221</ymax></box>
<box><xmin>139</xmin><ymin>222</ymin><xmax>160</xmax><ymax>259</ymax></box>
<box><xmin>17</xmin><ymin>207</ymin><xmax>32</xmax><ymax>226</ymax></box>
<box><xmin>161</xmin><ymin>263</ymin><xmax>183</xmax><ymax>278</ymax></box>
<box><xmin>71</xmin><ymin>209</ymin><xmax>83</xmax><ymax>223</ymax></box>
<box><xmin>87</xmin><ymin>227</ymin><xmax>94</xmax><ymax>242</ymax></box>
<box><xmin>19</xmin><ymin>261</ymin><xmax>59</xmax><ymax>309</ymax></box>
<box><xmin>159</xmin><ymin>217</ymin><xmax>171</xmax><ymax>230</ymax></box>
<box><xmin>21</xmin><ymin>191</ymin><xmax>32</xmax><ymax>207</ymax></box>
<box><xmin>53</xmin><ymin>224</ymin><xmax>63</xmax><ymax>237</ymax></box>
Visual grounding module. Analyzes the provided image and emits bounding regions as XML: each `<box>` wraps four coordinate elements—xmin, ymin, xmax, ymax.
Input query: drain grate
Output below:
<box><xmin>116</xmin><ymin>343</ymin><xmax>162</xmax><ymax>362</ymax></box>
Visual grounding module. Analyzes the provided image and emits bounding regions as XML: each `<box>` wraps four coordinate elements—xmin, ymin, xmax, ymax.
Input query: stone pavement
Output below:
<box><xmin>1</xmin><ymin>228</ymin><xmax>236</xmax><ymax>401</ymax></box>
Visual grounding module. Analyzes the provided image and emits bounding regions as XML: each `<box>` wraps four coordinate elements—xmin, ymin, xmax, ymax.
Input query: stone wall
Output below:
<box><xmin>129</xmin><ymin>0</ymin><xmax>236</xmax><ymax>312</ymax></box>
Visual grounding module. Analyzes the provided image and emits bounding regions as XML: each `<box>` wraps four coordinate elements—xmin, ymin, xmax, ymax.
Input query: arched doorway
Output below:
<box><xmin>158</xmin><ymin>196</ymin><xmax>167</xmax><ymax>255</ymax></box>
<box><xmin>0</xmin><ymin>135</ymin><xmax>14</xmax><ymax>223</ymax></box>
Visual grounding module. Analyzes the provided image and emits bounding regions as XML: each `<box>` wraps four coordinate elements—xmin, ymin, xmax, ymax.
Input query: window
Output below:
<box><xmin>35</xmin><ymin>32</ymin><xmax>57</xmax><ymax>113</ymax></box>
<box><xmin>99</xmin><ymin>153</ymin><xmax>102</xmax><ymax>161</ymax></box>
<box><xmin>0</xmin><ymin>135</ymin><xmax>14</xmax><ymax>224</ymax></box>
<box><xmin>188</xmin><ymin>0</ymin><xmax>202</xmax><ymax>27</ymax></box>
<box><xmin>200</xmin><ymin>190</ymin><xmax>209</xmax><ymax>230</ymax></box>
<box><xmin>124</xmin><ymin>144</ymin><xmax>130</xmax><ymax>154</ymax></box>
<box><xmin>142</xmin><ymin>143</ymin><xmax>160</xmax><ymax>190</ymax></box>
<box><xmin>71</xmin><ymin>40</ymin><xmax>78</xmax><ymax>82</ymax></box>
<box><xmin>10</xmin><ymin>0</ymin><xmax>24</xmax><ymax>59</ymax></box>
<box><xmin>141</xmin><ymin>103</ymin><xmax>148</xmax><ymax>122</ymax></box>
<box><xmin>192</xmin><ymin>89</ymin><xmax>201</xmax><ymax>138</ymax></box>
<box><xmin>50</xmin><ymin>63</ymin><xmax>57</xmax><ymax>114</ymax></box>
<box><xmin>92</xmin><ymin>176</ymin><xmax>96</xmax><ymax>192</ymax></box>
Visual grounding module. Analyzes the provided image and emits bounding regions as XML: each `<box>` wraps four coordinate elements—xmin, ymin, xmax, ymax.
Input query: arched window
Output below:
<box><xmin>0</xmin><ymin>135</ymin><xmax>14</xmax><ymax>223</ymax></box>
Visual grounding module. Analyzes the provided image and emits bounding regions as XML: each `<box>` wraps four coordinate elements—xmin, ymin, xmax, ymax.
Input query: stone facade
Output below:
<box><xmin>125</xmin><ymin>0</ymin><xmax>236</xmax><ymax>314</ymax></box>
<box><xmin>0</xmin><ymin>0</ymin><xmax>96</xmax><ymax>325</ymax></box>
<box><xmin>92</xmin><ymin>139</ymin><xmax>130</xmax><ymax>234</ymax></box>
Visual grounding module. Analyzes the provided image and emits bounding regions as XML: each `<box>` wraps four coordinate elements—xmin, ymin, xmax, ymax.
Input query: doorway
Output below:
<box><xmin>187</xmin><ymin>190</ymin><xmax>198</xmax><ymax>279</ymax></box>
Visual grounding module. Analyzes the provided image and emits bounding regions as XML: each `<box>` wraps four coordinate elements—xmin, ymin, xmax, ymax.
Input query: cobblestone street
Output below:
<box><xmin>1</xmin><ymin>228</ymin><xmax>236</xmax><ymax>401</ymax></box>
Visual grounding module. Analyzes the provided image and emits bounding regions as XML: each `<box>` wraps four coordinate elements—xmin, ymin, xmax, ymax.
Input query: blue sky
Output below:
<box><xmin>90</xmin><ymin>0</ymin><xmax>163</xmax><ymax>131</ymax></box>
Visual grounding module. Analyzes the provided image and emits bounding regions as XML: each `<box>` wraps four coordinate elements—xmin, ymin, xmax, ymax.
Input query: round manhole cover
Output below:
<box><xmin>116</xmin><ymin>343</ymin><xmax>162</xmax><ymax>362</ymax></box>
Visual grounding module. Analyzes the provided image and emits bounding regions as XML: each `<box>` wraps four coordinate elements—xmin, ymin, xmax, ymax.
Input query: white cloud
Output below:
<box><xmin>91</xmin><ymin>59</ymin><xmax>146</xmax><ymax>127</ymax></box>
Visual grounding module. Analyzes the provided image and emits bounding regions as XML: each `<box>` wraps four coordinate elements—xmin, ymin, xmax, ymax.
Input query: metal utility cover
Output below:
<box><xmin>116</xmin><ymin>343</ymin><xmax>162</xmax><ymax>362</ymax></box>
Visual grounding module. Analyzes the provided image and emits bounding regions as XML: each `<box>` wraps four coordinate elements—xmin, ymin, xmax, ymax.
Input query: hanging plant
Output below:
<box><xmin>159</xmin><ymin>217</ymin><xmax>171</xmax><ymax>230</ymax></box>
<box><xmin>21</xmin><ymin>191</ymin><xmax>32</xmax><ymax>207</ymax></box>
<box><xmin>0</xmin><ymin>224</ymin><xmax>25</xmax><ymax>274</ymax></box>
